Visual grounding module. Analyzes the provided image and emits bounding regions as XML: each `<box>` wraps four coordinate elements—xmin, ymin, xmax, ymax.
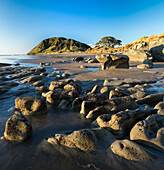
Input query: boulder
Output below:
<box><xmin>4</xmin><ymin>114</ymin><xmax>32</xmax><ymax>142</ymax></box>
<box><xmin>86</xmin><ymin>106</ymin><xmax>111</xmax><ymax>120</ymax></box>
<box><xmin>47</xmin><ymin>128</ymin><xmax>115</xmax><ymax>151</ymax></box>
<box><xmin>96</xmin><ymin>54</ymin><xmax>129</xmax><ymax>70</ymax></box>
<box><xmin>64</xmin><ymin>82</ymin><xmax>82</xmax><ymax>94</ymax></box>
<box><xmin>49</xmin><ymin>81</ymin><xmax>66</xmax><ymax>91</ymax></box>
<box><xmin>132</xmin><ymin>41</ymin><xmax>148</xmax><ymax>50</ymax></box>
<box><xmin>58</xmin><ymin>99</ymin><xmax>70</xmax><ymax>109</ymax></box>
<box><xmin>149</xmin><ymin>39</ymin><xmax>164</xmax><ymax>61</ymax></box>
<box><xmin>137</xmin><ymin>64</ymin><xmax>153</xmax><ymax>69</ymax></box>
<box><xmin>72</xmin><ymin>94</ymin><xmax>107</xmax><ymax>110</ymax></box>
<box><xmin>90</xmin><ymin>85</ymin><xmax>101</xmax><ymax>94</ymax></box>
<box><xmin>130</xmin><ymin>91</ymin><xmax>148</xmax><ymax>100</ymax></box>
<box><xmin>130</xmin><ymin>114</ymin><xmax>164</xmax><ymax>152</ymax></box>
<box><xmin>96</xmin><ymin>109</ymin><xmax>154</xmax><ymax>138</ymax></box>
<box><xmin>136</xmin><ymin>93</ymin><xmax>164</xmax><ymax>105</ymax></box>
<box><xmin>123</xmin><ymin>50</ymin><xmax>152</xmax><ymax>62</ymax></box>
<box><xmin>109</xmin><ymin>90</ymin><xmax>128</xmax><ymax>99</ymax></box>
<box><xmin>154</xmin><ymin>101</ymin><xmax>164</xmax><ymax>110</ymax></box>
<box><xmin>158</xmin><ymin>109</ymin><xmax>164</xmax><ymax>115</ymax></box>
<box><xmin>110</xmin><ymin>139</ymin><xmax>156</xmax><ymax>161</ymax></box>
<box><xmin>21</xmin><ymin>75</ymin><xmax>46</xmax><ymax>84</ymax></box>
<box><xmin>15</xmin><ymin>96</ymin><xmax>47</xmax><ymax>116</ymax></box>
<box><xmin>62</xmin><ymin>73</ymin><xmax>70</xmax><ymax>78</ymax></box>
<box><xmin>48</xmin><ymin>129</ymin><xmax>98</xmax><ymax>151</ymax></box>
<box><xmin>80</xmin><ymin>96</ymin><xmax>138</xmax><ymax>116</ymax></box>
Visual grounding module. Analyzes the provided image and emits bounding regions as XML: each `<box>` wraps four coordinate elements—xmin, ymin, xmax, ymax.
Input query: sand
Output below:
<box><xmin>22</xmin><ymin>54</ymin><xmax>164</xmax><ymax>82</ymax></box>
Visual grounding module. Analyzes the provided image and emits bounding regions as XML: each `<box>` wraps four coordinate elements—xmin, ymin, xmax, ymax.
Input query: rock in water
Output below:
<box><xmin>15</xmin><ymin>96</ymin><xmax>47</xmax><ymax>116</ymax></box>
<box><xmin>96</xmin><ymin>54</ymin><xmax>129</xmax><ymax>70</ymax></box>
<box><xmin>130</xmin><ymin>114</ymin><xmax>164</xmax><ymax>152</ymax></box>
<box><xmin>110</xmin><ymin>139</ymin><xmax>156</xmax><ymax>161</ymax></box>
<box><xmin>4</xmin><ymin>114</ymin><xmax>32</xmax><ymax>142</ymax></box>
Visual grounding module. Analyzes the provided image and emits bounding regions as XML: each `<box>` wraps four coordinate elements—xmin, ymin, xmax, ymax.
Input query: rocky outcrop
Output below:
<box><xmin>15</xmin><ymin>96</ymin><xmax>47</xmax><ymax>116</ymax></box>
<box><xmin>28</xmin><ymin>37</ymin><xmax>91</xmax><ymax>55</ymax></box>
<box><xmin>4</xmin><ymin>114</ymin><xmax>32</xmax><ymax>142</ymax></box>
<box><xmin>96</xmin><ymin>54</ymin><xmax>129</xmax><ymax>70</ymax></box>
<box><xmin>110</xmin><ymin>139</ymin><xmax>156</xmax><ymax>161</ymax></box>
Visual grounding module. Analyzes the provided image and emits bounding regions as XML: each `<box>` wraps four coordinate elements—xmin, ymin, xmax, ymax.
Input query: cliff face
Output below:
<box><xmin>28</xmin><ymin>37</ymin><xmax>91</xmax><ymax>55</ymax></box>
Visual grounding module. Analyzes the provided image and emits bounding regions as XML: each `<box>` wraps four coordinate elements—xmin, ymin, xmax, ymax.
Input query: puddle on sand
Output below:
<box><xmin>87</xmin><ymin>68</ymin><xmax>99</xmax><ymax>71</ymax></box>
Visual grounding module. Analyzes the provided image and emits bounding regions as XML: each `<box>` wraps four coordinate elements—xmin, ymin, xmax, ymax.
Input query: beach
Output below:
<box><xmin>0</xmin><ymin>54</ymin><xmax>164</xmax><ymax>170</ymax></box>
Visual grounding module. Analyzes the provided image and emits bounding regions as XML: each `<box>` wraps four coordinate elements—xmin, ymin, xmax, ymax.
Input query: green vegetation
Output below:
<box><xmin>95</xmin><ymin>36</ymin><xmax>122</xmax><ymax>48</ymax></box>
<box><xmin>28</xmin><ymin>37</ymin><xmax>91</xmax><ymax>55</ymax></box>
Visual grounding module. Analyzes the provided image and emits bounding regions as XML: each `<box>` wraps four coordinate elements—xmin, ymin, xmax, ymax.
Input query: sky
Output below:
<box><xmin>0</xmin><ymin>0</ymin><xmax>164</xmax><ymax>54</ymax></box>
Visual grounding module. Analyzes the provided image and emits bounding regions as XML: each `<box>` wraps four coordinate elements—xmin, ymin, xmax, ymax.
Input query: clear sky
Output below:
<box><xmin>0</xmin><ymin>0</ymin><xmax>164</xmax><ymax>54</ymax></box>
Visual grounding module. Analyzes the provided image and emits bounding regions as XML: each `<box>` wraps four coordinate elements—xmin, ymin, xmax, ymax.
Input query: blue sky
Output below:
<box><xmin>0</xmin><ymin>0</ymin><xmax>164</xmax><ymax>54</ymax></box>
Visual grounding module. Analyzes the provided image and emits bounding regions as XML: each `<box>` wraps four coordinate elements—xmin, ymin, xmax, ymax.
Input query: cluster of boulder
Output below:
<box><xmin>1</xmin><ymin>64</ymin><xmax>164</xmax><ymax>161</ymax></box>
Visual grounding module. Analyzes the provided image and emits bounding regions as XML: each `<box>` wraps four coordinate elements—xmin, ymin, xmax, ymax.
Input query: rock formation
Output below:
<box><xmin>28</xmin><ymin>37</ymin><xmax>91</xmax><ymax>55</ymax></box>
<box><xmin>96</xmin><ymin>54</ymin><xmax>129</xmax><ymax>70</ymax></box>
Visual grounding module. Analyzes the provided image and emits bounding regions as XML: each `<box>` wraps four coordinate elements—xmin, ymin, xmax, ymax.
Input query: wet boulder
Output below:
<box><xmin>49</xmin><ymin>81</ymin><xmax>66</xmax><ymax>91</ymax></box>
<box><xmin>130</xmin><ymin>91</ymin><xmax>148</xmax><ymax>100</ymax></box>
<box><xmin>47</xmin><ymin>128</ymin><xmax>115</xmax><ymax>151</ymax></box>
<box><xmin>72</xmin><ymin>93</ymin><xmax>107</xmax><ymax>110</ymax></box>
<box><xmin>15</xmin><ymin>96</ymin><xmax>47</xmax><ymax>116</ymax></box>
<box><xmin>154</xmin><ymin>101</ymin><xmax>164</xmax><ymax>110</ymax></box>
<box><xmin>96</xmin><ymin>54</ymin><xmax>129</xmax><ymax>70</ymax></box>
<box><xmin>96</xmin><ymin>109</ymin><xmax>154</xmax><ymax>138</ymax></box>
<box><xmin>80</xmin><ymin>96</ymin><xmax>138</xmax><ymax>116</ymax></box>
<box><xmin>130</xmin><ymin>114</ymin><xmax>164</xmax><ymax>152</ymax></box>
<box><xmin>86</xmin><ymin>106</ymin><xmax>111</xmax><ymax>120</ymax></box>
<box><xmin>64</xmin><ymin>82</ymin><xmax>82</xmax><ymax>94</ymax></box>
<box><xmin>136</xmin><ymin>93</ymin><xmax>164</xmax><ymax>105</ymax></box>
<box><xmin>22</xmin><ymin>75</ymin><xmax>47</xmax><ymax>84</ymax></box>
<box><xmin>109</xmin><ymin>90</ymin><xmax>128</xmax><ymax>99</ymax></box>
<box><xmin>4</xmin><ymin>114</ymin><xmax>32</xmax><ymax>142</ymax></box>
<box><xmin>110</xmin><ymin>139</ymin><xmax>156</xmax><ymax>161</ymax></box>
<box><xmin>48</xmin><ymin>129</ymin><xmax>98</xmax><ymax>152</ymax></box>
<box><xmin>90</xmin><ymin>85</ymin><xmax>101</xmax><ymax>94</ymax></box>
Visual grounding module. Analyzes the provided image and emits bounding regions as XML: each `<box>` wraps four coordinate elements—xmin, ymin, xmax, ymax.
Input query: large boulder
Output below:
<box><xmin>136</xmin><ymin>93</ymin><xmax>164</xmax><ymax>105</ymax></box>
<box><xmin>4</xmin><ymin>114</ymin><xmax>32</xmax><ymax>142</ymax></box>
<box><xmin>123</xmin><ymin>50</ymin><xmax>152</xmax><ymax>62</ymax></box>
<box><xmin>47</xmin><ymin>128</ymin><xmax>115</xmax><ymax>151</ymax></box>
<box><xmin>96</xmin><ymin>54</ymin><xmax>129</xmax><ymax>70</ymax></box>
<box><xmin>15</xmin><ymin>96</ymin><xmax>47</xmax><ymax>116</ymax></box>
<box><xmin>110</xmin><ymin>139</ymin><xmax>156</xmax><ymax>161</ymax></box>
<box><xmin>149</xmin><ymin>39</ymin><xmax>164</xmax><ymax>61</ymax></box>
<box><xmin>80</xmin><ymin>96</ymin><xmax>138</xmax><ymax>116</ymax></box>
<box><xmin>96</xmin><ymin>109</ymin><xmax>154</xmax><ymax>138</ymax></box>
<box><xmin>130</xmin><ymin>114</ymin><xmax>164</xmax><ymax>152</ymax></box>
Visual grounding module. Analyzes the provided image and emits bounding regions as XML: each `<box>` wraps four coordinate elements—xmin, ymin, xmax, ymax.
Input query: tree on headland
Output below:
<box><xmin>95</xmin><ymin>36</ymin><xmax>122</xmax><ymax>48</ymax></box>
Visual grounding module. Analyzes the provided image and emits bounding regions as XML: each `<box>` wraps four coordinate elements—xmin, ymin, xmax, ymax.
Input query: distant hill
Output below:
<box><xmin>28</xmin><ymin>37</ymin><xmax>91</xmax><ymax>55</ymax></box>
